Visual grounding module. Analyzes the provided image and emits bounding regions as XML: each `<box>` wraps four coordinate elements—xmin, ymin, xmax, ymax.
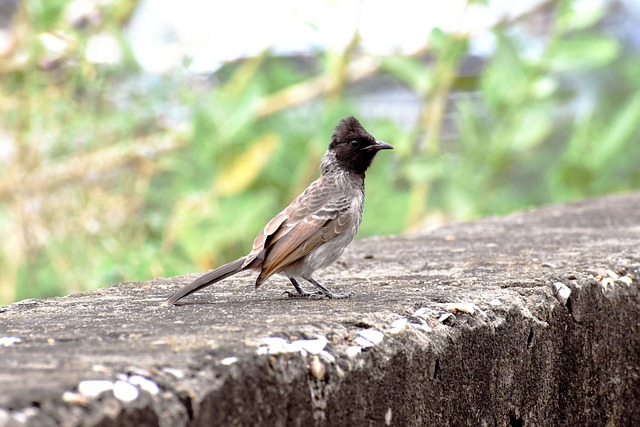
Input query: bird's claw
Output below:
<box><xmin>282</xmin><ymin>290</ymin><xmax>325</xmax><ymax>299</ymax></box>
<box><xmin>282</xmin><ymin>290</ymin><xmax>354</xmax><ymax>300</ymax></box>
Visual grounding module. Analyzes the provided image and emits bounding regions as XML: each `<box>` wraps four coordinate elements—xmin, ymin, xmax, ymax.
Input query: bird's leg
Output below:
<box><xmin>282</xmin><ymin>278</ymin><xmax>324</xmax><ymax>299</ymax></box>
<box><xmin>305</xmin><ymin>277</ymin><xmax>353</xmax><ymax>299</ymax></box>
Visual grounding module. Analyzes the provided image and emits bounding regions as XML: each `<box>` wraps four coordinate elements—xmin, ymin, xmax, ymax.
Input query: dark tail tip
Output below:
<box><xmin>161</xmin><ymin>256</ymin><xmax>248</xmax><ymax>306</ymax></box>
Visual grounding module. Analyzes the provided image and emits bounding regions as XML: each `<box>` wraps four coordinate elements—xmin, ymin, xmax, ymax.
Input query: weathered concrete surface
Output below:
<box><xmin>1</xmin><ymin>192</ymin><xmax>639</xmax><ymax>426</ymax></box>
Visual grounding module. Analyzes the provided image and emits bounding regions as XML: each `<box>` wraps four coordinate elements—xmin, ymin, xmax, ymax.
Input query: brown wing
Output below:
<box><xmin>244</xmin><ymin>176</ymin><xmax>354</xmax><ymax>286</ymax></box>
<box><xmin>257</xmin><ymin>211</ymin><xmax>352</xmax><ymax>283</ymax></box>
<box><xmin>241</xmin><ymin>210</ymin><xmax>289</xmax><ymax>269</ymax></box>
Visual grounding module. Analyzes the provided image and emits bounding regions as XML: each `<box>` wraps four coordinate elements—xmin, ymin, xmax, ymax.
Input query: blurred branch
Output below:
<box><xmin>255</xmin><ymin>56</ymin><xmax>381</xmax><ymax>117</ymax></box>
<box><xmin>327</xmin><ymin>31</ymin><xmax>361</xmax><ymax>101</ymax></box>
<box><xmin>1</xmin><ymin>55</ymin><xmax>382</xmax><ymax>200</ymax></box>
<box><xmin>0</xmin><ymin>134</ymin><xmax>183</xmax><ymax>200</ymax></box>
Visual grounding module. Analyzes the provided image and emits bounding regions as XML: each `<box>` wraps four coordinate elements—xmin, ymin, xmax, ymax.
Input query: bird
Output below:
<box><xmin>162</xmin><ymin>116</ymin><xmax>393</xmax><ymax>306</ymax></box>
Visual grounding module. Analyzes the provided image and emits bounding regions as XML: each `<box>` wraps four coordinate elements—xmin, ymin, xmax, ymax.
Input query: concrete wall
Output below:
<box><xmin>1</xmin><ymin>193</ymin><xmax>638</xmax><ymax>426</ymax></box>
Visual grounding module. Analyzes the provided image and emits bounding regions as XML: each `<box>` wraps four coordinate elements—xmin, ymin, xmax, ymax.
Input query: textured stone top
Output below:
<box><xmin>1</xmin><ymin>193</ymin><xmax>639</xmax><ymax>426</ymax></box>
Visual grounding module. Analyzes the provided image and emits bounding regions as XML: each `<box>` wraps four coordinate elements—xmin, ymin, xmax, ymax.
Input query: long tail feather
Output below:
<box><xmin>162</xmin><ymin>257</ymin><xmax>248</xmax><ymax>306</ymax></box>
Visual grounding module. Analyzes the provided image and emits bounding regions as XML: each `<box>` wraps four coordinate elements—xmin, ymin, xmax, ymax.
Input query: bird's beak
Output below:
<box><xmin>371</xmin><ymin>140</ymin><xmax>393</xmax><ymax>151</ymax></box>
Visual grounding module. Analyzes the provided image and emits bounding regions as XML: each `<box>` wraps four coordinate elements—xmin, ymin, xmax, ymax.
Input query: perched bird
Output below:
<box><xmin>163</xmin><ymin>116</ymin><xmax>392</xmax><ymax>306</ymax></box>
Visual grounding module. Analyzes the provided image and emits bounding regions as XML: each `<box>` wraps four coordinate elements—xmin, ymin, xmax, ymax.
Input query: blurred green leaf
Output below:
<box><xmin>381</xmin><ymin>56</ymin><xmax>433</xmax><ymax>94</ymax></box>
<box><xmin>429</xmin><ymin>27</ymin><xmax>469</xmax><ymax>64</ymax></box>
<box><xmin>481</xmin><ymin>33</ymin><xmax>531</xmax><ymax>109</ymax></box>
<box><xmin>214</xmin><ymin>133</ymin><xmax>278</xmax><ymax>196</ymax></box>
<box><xmin>510</xmin><ymin>104</ymin><xmax>553</xmax><ymax>151</ymax></box>
<box><xmin>556</xmin><ymin>0</ymin><xmax>607</xmax><ymax>32</ymax></box>
<box><xmin>403</xmin><ymin>157</ymin><xmax>447</xmax><ymax>183</ymax></box>
<box><xmin>546</xmin><ymin>34</ymin><xmax>619</xmax><ymax>72</ymax></box>
<box><xmin>29</xmin><ymin>0</ymin><xmax>67</xmax><ymax>29</ymax></box>
<box><xmin>587</xmin><ymin>93</ymin><xmax>640</xmax><ymax>169</ymax></box>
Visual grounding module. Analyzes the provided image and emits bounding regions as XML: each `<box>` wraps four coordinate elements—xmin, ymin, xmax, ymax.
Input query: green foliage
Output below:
<box><xmin>1</xmin><ymin>1</ymin><xmax>639</xmax><ymax>304</ymax></box>
<box><xmin>380</xmin><ymin>8</ymin><xmax>640</xmax><ymax>220</ymax></box>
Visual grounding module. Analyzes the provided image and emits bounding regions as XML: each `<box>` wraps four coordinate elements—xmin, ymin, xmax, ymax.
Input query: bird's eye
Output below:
<box><xmin>350</xmin><ymin>140</ymin><xmax>361</xmax><ymax>148</ymax></box>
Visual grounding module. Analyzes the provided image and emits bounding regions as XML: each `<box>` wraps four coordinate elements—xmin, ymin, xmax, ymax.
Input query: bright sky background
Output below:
<box><xmin>125</xmin><ymin>0</ymin><xmax>557</xmax><ymax>73</ymax></box>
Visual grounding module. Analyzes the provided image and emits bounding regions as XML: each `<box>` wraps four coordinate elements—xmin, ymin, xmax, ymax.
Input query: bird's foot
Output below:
<box><xmin>281</xmin><ymin>289</ymin><xmax>354</xmax><ymax>300</ymax></box>
<box><xmin>305</xmin><ymin>277</ymin><xmax>353</xmax><ymax>299</ymax></box>
<box><xmin>282</xmin><ymin>290</ymin><xmax>355</xmax><ymax>299</ymax></box>
<box><xmin>285</xmin><ymin>277</ymin><xmax>353</xmax><ymax>300</ymax></box>
<box><xmin>282</xmin><ymin>290</ymin><xmax>325</xmax><ymax>300</ymax></box>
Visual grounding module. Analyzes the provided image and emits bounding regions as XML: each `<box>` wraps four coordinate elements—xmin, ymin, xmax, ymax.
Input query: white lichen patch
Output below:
<box><xmin>387</xmin><ymin>318</ymin><xmax>408</xmax><ymax>334</ymax></box>
<box><xmin>554</xmin><ymin>282</ymin><xmax>572</xmax><ymax>305</ymax></box>
<box><xmin>113</xmin><ymin>380</ymin><xmax>139</xmax><ymax>402</ymax></box>
<box><xmin>0</xmin><ymin>336</ymin><xmax>21</xmax><ymax>347</ymax></box>
<box><xmin>78</xmin><ymin>380</ymin><xmax>114</xmax><ymax>398</ymax></box>
<box><xmin>357</xmin><ymin>329</ymin><xmax>384</xmax><ymax>346</ymax></box>
<box><xmin>220</xmin><ymin>356</ymin><xmax>238</xmax><ymax>366</ymax></box>
<box><xmin>346</xmin><ymin>346</ymin><xmax>362</xmax><ymax>358</ymax></box>
<box><xmin>257</xmin><ymin>335</ymin><xmax>328</xmax><ymax>355</ymax></box>
<box><xmin>128</xmin><ymin>375</ymin><xmax>160</xmax><ymax>395</ymax></box>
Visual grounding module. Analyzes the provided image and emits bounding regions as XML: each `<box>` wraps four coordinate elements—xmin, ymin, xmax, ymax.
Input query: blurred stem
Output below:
<box><xmin>223</xmin><ymin>50</ymin><xmax>269</xmax><ymax>97</ymax></box>
<box><xmin>408</xmin><ymin>37</ymin><xmax>463</xmax><ymax>226</ymax></box>
<box><xmin>0</xmin><ymin>134</ymin><xmax>181</xmax><ymax>200</ymax></box>
<box><xmin>254</xmin><ymin>56</ymin><xmax>379</xmax><ymax>117</ymax></box>
<box><xmin>419</xmin><ymin>47</ymin><xmax>459</xmax><ymax>155</ymax></box>
<box><xmin>7</xmin><ymin>73</ymin><xmax>38</xmax><ymax>299</ymax></box>
<box><xmin>327</xmin><ymin>31</ymin><xmax>361</xmax><ymax>102</ymax></box>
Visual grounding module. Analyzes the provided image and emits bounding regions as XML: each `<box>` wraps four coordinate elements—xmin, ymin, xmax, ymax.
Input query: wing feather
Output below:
<box><xmin>246</xmin><ymin>177</ymin><xmax>355</xmax><ymax>285</ymax></box>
